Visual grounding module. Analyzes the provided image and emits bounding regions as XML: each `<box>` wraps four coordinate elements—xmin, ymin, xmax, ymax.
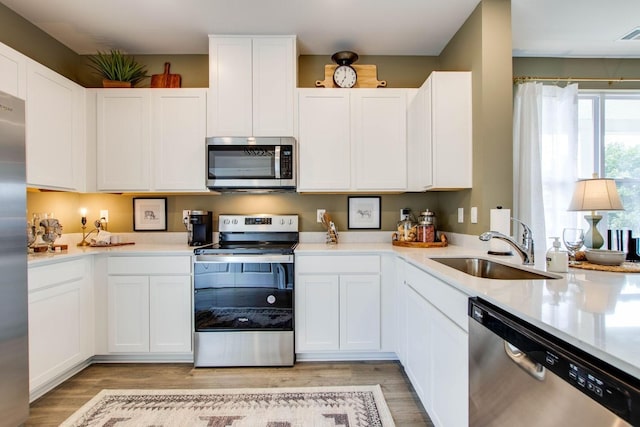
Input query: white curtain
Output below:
<box><xmin>513</xmin><ymin>82</ymin><xmax>579</xmax><ymax>248</ymax></box>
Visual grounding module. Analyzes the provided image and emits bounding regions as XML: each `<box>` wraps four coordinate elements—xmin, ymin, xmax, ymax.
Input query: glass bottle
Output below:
<box><xmin>397</xmin><ymin>214</ymin><xmax>417</xmax><ymax>242</ymax></box>
<box><xmin>417</xmin><ymin>210</ymin><xmax>436</xmax><ymax>243</ymax></box>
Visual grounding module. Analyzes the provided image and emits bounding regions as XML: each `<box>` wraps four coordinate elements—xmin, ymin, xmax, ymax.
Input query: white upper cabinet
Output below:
<box><xmin>152</xmin><ymin>89</ymin><xmax>207</xmax><ymax>191</ymax></box>
<box><xmin>297</xmin><ymin>88</ymin><xmax>407</xmax><ymax>192</ymax></box>
<box><xmin>96</xmin><ymin>90</ymin><xmax>151</xmax><ymax>191</ymax></box>
<box><xmin>352</xmin><ymin>90</ymin><xmax>407</xmax><ymax>190</ymax></box>
<box><xmin>0</xmin><ymin>42</ymin><xmax>26</xmax><ymax>99</ymax></box>
<box><xmin>95</xmin><ymin>88</ymin><xmax>207</xmax><ymax>192</ymax></box>
<box><xmin>297</xmin><ymin>89</ymin><xmax>351</xmax><ymax>191</ymax></box>
<box><xmin>407</xmin><ymin>71</ymin><xmax>472</xmax><ymax>191</ymax></box>
<box><xmin>26</xmin><ymin>59</ymin><xmax>85</xmax><ymax>191</ymax></box>
<box><xmin>208</xmin><ymin>35</ymin><xmax>296</xmax><ymax>137</ymax></box>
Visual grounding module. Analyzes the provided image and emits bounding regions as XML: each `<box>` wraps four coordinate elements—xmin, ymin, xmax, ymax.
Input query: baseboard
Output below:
<box><xmin>296</xmin><ymin>352</ymin><xmax>398</xmax><ymax>362</ymax></box>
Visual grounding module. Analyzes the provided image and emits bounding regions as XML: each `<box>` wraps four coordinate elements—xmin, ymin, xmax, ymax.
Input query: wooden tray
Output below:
<box><xmin>570</xmin><ymin>261</ymin><xmax>640</xmax><ymax>273</ymax></box>
<box><xmin>32</xmin><ymin>244</ymin><xmax>68</xmax><ymax>252</ymax></box>
<box><xmin>392</xmin><ymin>233</ymin><xmax>448</xmax><ymax>248</ymax></box>
<box><xmin>315</xmin><ymin>64</ymin><xmax>387</xmax><ymax>88</ymax></box>
<box><xmin>89</xmin><ymin>242</ymin><xmax>135</xmax><ymax>248</ymax></box>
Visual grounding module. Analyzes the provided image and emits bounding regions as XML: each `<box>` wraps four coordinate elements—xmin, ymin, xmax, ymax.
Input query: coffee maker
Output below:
<box><xmin>186</xmin><ymin>210</ymin><xmax>212</xmax><ymax>246</ymax></box>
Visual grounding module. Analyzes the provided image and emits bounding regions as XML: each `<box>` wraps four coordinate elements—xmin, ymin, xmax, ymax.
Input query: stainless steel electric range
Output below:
<box><xmin>193</xmin><ymin>214</ymin><xmax>298</xmax><ymax>367</ymax></box>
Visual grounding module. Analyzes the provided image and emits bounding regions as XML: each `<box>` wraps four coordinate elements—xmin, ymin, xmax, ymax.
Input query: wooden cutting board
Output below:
<box><xmin>151</xmin><ymin>62</ymin><xmax>181</xmax><ymax>88</ymax></box>
<box><xmin>315</xmin><ymin>64</ymin><xmax>387</xmax><ymax>88</ymax></box>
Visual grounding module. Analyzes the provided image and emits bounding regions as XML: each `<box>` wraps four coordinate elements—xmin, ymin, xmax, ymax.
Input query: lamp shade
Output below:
<box><xmin>568</xmin><ymin>178</ymin><xmax>624</xmax><ymax>212</ymax></box>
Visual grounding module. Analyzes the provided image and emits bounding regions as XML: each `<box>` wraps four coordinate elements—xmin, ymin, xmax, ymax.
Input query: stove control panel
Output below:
<box><xmin>219</xmin><ymin>214</ymin><xmax>298</xmax><ymax>232</ymax></box>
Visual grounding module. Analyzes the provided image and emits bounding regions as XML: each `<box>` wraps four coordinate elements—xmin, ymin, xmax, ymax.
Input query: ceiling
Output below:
<box><xmin>2</xmin><ymin>0</ymin><xmax>640</xmax><ymax>58</ymax></box>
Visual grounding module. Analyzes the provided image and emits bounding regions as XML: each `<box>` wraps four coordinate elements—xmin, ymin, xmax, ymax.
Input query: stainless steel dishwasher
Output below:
<box><xmin>469</xmin><ymin>297</ymin><xmax>640</xmax><ymax>426</ymax></box>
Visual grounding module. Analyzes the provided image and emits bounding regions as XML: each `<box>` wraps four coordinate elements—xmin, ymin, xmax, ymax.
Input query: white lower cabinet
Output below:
<box><xmin>106</xmin><ymin>256</ymin><xmax>192</xmax><ymax>354</ymax></box>
<box><xmin>28</xmin><ymin>258</ymin><xmax>93</xmax><ymax>398</ymax></box>
<box><xmin>295</xmin><ymin>255</ymin><xmax>382</xmax><ymax>354</ymax></box>
<box><xmin>400</xmin><ymin>260</ymin><xmax>469</xmax><ymax>427</ymax></box>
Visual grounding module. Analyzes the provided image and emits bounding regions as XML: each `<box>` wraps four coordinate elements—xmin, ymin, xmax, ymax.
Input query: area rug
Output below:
<box><xmin>60</xmin><ymin>385</ymin><xmax>396</xmax><ymax>427</ymax></box>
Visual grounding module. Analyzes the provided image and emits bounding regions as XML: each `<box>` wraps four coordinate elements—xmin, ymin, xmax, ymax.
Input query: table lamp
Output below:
<box><xmin>567</xmin><ymin>174</ymin><xmax>624</xmax><ymax>249</ymax></box>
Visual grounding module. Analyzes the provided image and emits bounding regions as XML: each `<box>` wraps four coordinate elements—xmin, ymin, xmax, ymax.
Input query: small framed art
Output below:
<box><xmin>348</xmin><ymin>196</ymin><xmax>381</xmax><ymax>229</ymax></box>
<box><xmin>133</xmin><ymin>198</ymin><xmax>167</xmax><ymax>231</ymax></box>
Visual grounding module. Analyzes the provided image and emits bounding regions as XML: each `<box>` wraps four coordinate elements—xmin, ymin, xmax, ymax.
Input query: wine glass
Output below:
<box><xmin>563</xmin><ymin>228</ymin><xmax>585</xmax><ymax>264</ymax></box>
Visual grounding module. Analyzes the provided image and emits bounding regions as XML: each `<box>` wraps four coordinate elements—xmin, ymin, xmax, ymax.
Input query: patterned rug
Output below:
<box><xmin>60</xmin><ymin>385</ymin><xmax>396</xmax><ymax>427</ymax></box>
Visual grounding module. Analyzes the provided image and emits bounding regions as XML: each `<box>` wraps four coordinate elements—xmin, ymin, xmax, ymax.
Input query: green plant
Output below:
<box><xmin>87</xmin><ymin>49</ymin><xmax>148</xmax><ymax>86</ymax></box>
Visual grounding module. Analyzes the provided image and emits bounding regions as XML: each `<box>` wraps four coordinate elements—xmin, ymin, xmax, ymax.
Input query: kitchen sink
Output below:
<box><xmin>432</xmin><ymin>257</ymin><xmax>560</xmax><ymax>280</ymax></box>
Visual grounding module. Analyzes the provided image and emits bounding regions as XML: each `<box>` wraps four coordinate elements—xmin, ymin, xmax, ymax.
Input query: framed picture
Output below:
<box><xmin>133</xmin><ymin>198</ymin><xmax>167</xmax><ymax>231</ymax></box>
<box><xmin>348</xmin><ymin>196</ymin><xmax>381</xmax><ymax>229</ymax></box>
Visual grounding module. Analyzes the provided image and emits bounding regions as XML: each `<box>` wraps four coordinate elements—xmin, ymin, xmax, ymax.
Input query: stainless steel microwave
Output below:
<box><xmin>206</xmin><ymin>137</ymin><xmax>296</xmax><ymax>192</ymax></box>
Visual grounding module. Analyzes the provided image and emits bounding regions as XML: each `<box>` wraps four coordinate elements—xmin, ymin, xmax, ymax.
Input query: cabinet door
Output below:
<box><xmin>149</xmin><ymin>275</ymin><xmax>192</xmax><ymax>353</ymax></box>
<box><xmin>0</xmin><ymin>42</ymin><xmax>26</xmax><ymax>99</ymax></box>
<box><xmin>429</xmin><ymin>305</ymin><xmax>468</xmax><ymax>427</ymax></box>
<box><xmin>97</xmin><ymin>91</ymin><xmax>151</xmax><ymax>191</ymax></box>
<box><xmin>297</xmin><ymin>89</ymin><xmax>351</xmax><ymax>191</ymax></box>
<box><xmin>339</xmin><ymin>274</ymin><xmax>381</xmax><ymax>351</ymax></box>
<box><xmin>352</xmin><ymin>90</ymin><xmax>407</xmax><ymax>190</ymax></box>
<box><xmin>295</xmin><ymin>274</ymin><xmax>340</xmax><ymax>351</ymax></box>
<box><xmin>152</xmin><ymin>89</ymin><xmax>207</xmax><ymax>191</ymax></box>
<box><xmin>26</xmin><ymin>60</ymin><xmax>83</xmax><ymax>190</ymax></box>
<box><xmin>404</xmin><ymin>286</ymin><xmax>430</xmax><ymax>403</ymax></box>
<box><xmin>430</xmin><ymin>72</ymin><xmax>472</xmax><ymax>189</ymax></box>
<box><xmin>252</xmin><ymin>36</ymin><xmax>295</xmax><ymax>136</ymax></box>
<box><xmin>28</xmin><ymin>258</ymin><xmax>92</xmax><ymax>394</ymax></box>
<box><xmin>107</xmin><ymin>276</ymin><xmax>150</xmax><ymax>352</ymax></box>
<box><xmin>208</xmin><ymin>36</ymin><xmax>253</xmax><ymax>136</ymax></box>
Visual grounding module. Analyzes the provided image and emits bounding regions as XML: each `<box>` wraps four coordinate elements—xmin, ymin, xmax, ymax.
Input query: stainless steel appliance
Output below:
<box><xmin>193</xmin><ymin>214</ymin><xmax>298</xmax><ymax>367</ymax></box>
<box><xmin>0</xmin><ymin>91</ymin><xmax>29</xmax><ymax>424</ymax></box>
<box><xmin>186</xmin><ymin>210</ymin><xmax>212</xmax><ymax>246</ymax></box>
<box><xmin>469</xmin><ymin>297</ymin><xmax>640</xmax><ymax>426</ymax></box>
<box><xmin>206</xmin><ymin>137</ymin><xmax>296</xmax><ymax>192</ymax></box>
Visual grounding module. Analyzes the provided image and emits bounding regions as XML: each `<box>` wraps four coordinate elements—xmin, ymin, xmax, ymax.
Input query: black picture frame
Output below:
<box><xmin>133</xmin><ymin>198</ymin><xmax>168</xmax><ymax>231</ymax></box>
<box><xmin>348</xmin><ymin>196</ymin><xmax>381</xmax><ymax>229</ymax></box>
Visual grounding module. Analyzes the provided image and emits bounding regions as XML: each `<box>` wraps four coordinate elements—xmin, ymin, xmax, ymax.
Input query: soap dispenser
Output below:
<box><xmin>546</xmin><ymin>237</ymin><xmax>568</xmax><ymax>273</ymax></box>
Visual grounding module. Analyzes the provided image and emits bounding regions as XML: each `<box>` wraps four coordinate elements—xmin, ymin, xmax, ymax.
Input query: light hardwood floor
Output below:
<box><xmin>27</xmin><ymin>361</ymin><xmax>433</xmax><ymax>426</ymax></box>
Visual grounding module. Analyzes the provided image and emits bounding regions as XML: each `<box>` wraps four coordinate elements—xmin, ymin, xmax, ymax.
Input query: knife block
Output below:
<box><xmin>627</xmin><ymin>230</ymin><xmax>640</xmax><ymax>262</ymax></box>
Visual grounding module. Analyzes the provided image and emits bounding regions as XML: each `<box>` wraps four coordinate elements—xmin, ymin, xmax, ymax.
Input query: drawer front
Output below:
<box><xmin>29</xmin><ymin>258</ymin><xmax>88</xmax><ymax>292</ymax></box>
<box><xmin>296</xmin><ymin>255</ymin><xmax>380</xmax><ymax>274</ymax></box>
<box><xmin>107</xmin><ymin>256</ymin><xmax>191</xmax><ymax>275</ymax></box>
<box><xmin>405</xmin><ymin>262</ymin><xmax>468</xmax><ymax>331</ymax></box>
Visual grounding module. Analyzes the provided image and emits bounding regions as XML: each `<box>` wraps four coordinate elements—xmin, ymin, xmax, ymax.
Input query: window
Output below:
<box><xmin>578</xmin><ymin>92</ymin><xmax>640</xmax><ymax>232</ymax></box>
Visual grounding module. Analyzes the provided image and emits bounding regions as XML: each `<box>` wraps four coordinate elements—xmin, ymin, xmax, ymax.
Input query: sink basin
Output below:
<box><xmin>432</xmin><ymin>257</ymin><xmax>559</xmax><ymax>280</ymax></box>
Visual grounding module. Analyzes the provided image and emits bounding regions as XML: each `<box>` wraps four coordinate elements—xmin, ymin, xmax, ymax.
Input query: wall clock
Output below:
<box><xmin>331</xmin><ymin>51</ymin><xmax>359</xmax><ymax>88</ymax></box>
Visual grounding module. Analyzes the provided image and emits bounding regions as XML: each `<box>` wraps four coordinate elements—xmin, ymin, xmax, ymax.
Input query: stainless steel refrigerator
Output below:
<box><xmin>0</xmin><ymin>90</ymin><xmax>29</xmax><ymax>425</ymax></box>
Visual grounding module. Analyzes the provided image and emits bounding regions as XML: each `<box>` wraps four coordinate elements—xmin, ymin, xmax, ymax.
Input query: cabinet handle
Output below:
<box><xmin>504</xmin><ymin>341</ymin><xmax>546</xmax><ymax>381</ymax></box>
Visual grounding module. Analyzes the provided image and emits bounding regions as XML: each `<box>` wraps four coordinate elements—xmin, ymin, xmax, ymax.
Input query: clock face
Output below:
<box><xmin>333</xmin><ymin>65</ymin><xmax>357</xmax><ymax>88</ymax></box>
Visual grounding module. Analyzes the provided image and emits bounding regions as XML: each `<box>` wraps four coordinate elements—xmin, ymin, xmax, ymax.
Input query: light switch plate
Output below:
<box><xmin>317</xmin><ymin>209</ymin><xmax>326</xmax><ymax>223</ymax></box>
<box><xmin>458</xmin><ymin>208</ymin><xmax>464</xmax><ymax>223</ymax></box>
<box><xmin>471</xmin><ymin>207</ymin><xmax>478</xmax><ymax>224</ymax></box>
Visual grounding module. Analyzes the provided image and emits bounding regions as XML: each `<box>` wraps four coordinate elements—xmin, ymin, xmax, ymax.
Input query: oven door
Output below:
<box><xmin>206</xmin><ymin>137</ymin><xmax>295</xmax><ymax>190</ymax></box>
<box><xmin>194</xmin><ymin>254</ymin><xmax>294</xmax><ymax>332</ymax></box>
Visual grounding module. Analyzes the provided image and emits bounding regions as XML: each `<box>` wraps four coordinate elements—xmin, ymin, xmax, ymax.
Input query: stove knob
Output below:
<box><xmin>223</xmin><ymin>219</ymin><xmax>230</xmax><ymax>225</ymax></box>
<box><xmin>232</xmin><ymin>219</ymin><xmax>238</xmax><ymax>224</ymax></box>
<box><xmin>280</xmin><ymin>219</ymin><xmax>285</xmax><ymax>225</ymax></box>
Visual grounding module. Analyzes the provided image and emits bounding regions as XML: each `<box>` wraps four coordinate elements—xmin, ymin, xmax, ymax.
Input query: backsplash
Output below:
<box><xmin>27</xmin><ymin>191</ymin><xmax>440</xmax><ymax>234</ymax></box>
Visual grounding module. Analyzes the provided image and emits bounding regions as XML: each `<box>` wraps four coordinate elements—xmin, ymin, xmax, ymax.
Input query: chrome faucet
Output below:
<box><xmin>479</xmin><ymin>218</ymin><xmax>535</xmax><ymax>265</ymax></box>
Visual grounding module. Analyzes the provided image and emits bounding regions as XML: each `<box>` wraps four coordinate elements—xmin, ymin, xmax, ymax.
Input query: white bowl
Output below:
<box><xmin>585</xmin><ymin>249</ymin><xmax>626</xmax><ymax>266</ymax></box>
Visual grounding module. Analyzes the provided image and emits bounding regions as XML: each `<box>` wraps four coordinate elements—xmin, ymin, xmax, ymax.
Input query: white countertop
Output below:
<box><xmin>29</xmin><ymin>233</ymin><xmax>640</xmax><ymax>380</ymax></box>
<box><xmin>296</xmin><ymin>241</ymin><xmax>640</xmax><ymax>381</ymax></box>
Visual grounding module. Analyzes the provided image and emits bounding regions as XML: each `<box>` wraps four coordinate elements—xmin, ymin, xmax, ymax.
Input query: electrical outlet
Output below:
<box><xmin>182</xmin><ymin>209</ymin><xmax>191</xmax><ymax>220</ymax></box>
<box><xmin>100</xmin><ymin>210</ymin><xmax>109</xmax><ymax>222</ymax></box>
<box><xmin>400</xmin><ymin>208</ymin><xmax>411</xmax><ymax>220</ymax></box>
<box><xmin>317</xmin><ymin>209</ymin><xmax>326</xmax><ymax>223</ymax></box>
<box><xmin>458</xmin><ymin>208</ymin><xmax>464</xmax><ymax>223</ymax></box>
<box><xmin>471</xmin><ymin>207</ymin><xmax>478</xmax><ymax>224</ymax></box>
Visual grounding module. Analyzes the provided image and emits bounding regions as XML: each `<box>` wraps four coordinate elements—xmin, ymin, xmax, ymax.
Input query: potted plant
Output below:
<box><xmin>87</xmin><ymin>49</ymin><xmax>149</xmax><ymax>88</ymax></box>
